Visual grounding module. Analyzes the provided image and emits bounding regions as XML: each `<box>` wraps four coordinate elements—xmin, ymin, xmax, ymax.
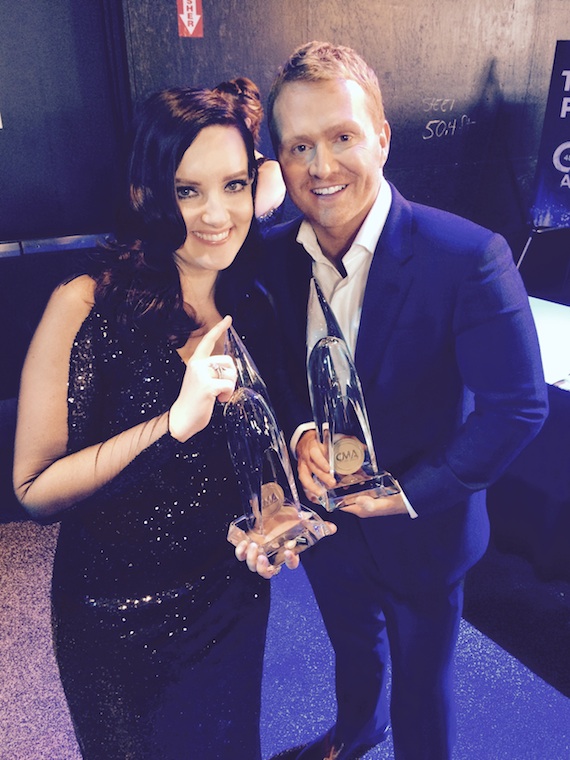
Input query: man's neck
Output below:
<box><xmin>313</xmin><ymin>220</ymin><xmax>362</xmax><ymax>269</ymax></box>
<box><xmin>319</xmin><ymin>241</ymin><xmax>354</xmax><ymax>270</ymax></box>
<box><xmin>310</xmin><ymin>179</ymin><xmax>390</xmax><ymax>268</ymax></box>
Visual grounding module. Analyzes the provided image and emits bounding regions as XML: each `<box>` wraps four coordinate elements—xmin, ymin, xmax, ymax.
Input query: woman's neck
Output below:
<box><xmin>177</xmin><ymin>266</ymin><xmax>218</xmax><ymax>318</ymax></box>
<box><xmin>175</xmin><ymin>268</ymin><xmax>226</xmax><ymax>362</ymax></box>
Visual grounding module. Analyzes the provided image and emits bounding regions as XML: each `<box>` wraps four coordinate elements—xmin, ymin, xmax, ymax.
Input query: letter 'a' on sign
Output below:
<box><xmin>307</xmin><ymin>278</ymin><xmax>400</xmax><ymax>511</ymax></box>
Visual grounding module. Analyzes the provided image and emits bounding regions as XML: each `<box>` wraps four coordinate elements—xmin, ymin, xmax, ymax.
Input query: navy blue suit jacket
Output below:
<box><xmin>263</xmin><ymin>184</ymin><xmax>548</xmax><ymax>594</ymax></box>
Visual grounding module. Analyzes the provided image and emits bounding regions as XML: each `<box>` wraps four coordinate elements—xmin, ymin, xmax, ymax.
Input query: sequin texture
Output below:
<box><xmin>52</xmin><ymin>306</ymin><xmax>270</xmax><ymax>759</ymax></box>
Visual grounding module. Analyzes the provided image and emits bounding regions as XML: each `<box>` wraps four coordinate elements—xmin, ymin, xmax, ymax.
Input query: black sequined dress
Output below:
<box><xmin>52</xmin><ymin>306</ymin><xmax>270</xmax><ymax>760</ymax></box>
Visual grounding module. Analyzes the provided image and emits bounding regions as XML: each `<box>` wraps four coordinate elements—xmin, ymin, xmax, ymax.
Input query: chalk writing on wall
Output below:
<box><xmin>421</xmin><ymin>97</ymin><xmax>476</xmax><ymax>140</ymax></box>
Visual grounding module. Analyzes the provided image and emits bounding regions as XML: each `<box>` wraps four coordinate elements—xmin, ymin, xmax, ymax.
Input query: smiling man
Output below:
<box><xmin>262</xmin><ymin>41</ymin><xmax>548</xmax><ymax>760</ymax></box>
<box><xmin>272</xmin><ymin>76</ymin><xmax>389</xmax><ymax>263</ymax></box>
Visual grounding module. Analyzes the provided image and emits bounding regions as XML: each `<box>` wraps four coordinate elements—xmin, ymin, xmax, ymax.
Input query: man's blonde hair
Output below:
<box><xmin>268</xmin><ymin>41</ymin><xmax>385</xmax><ymax>148</ymax></box>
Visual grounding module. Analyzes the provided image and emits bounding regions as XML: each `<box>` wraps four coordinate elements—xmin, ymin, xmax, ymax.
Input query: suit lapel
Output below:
<box><xmin>355</xmin><ymin>186</ymin><xmax>415</xmax><ymax>392</ymax></box>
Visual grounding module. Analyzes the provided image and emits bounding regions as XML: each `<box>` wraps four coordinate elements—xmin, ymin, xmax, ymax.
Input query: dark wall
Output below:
<box><xmin>121</xmin><ymin>0</ymin><xmax>570</xmax><ymax>255</ymax></box>
<box><xmin>0</xmin><ymin>0</ymin><xmax>130</xmax><ymax>242</ymax></box>
<box><xmin>2</xmin><ymin>1</ymin><xmax>569</xmax><ymax>251</ymax></box>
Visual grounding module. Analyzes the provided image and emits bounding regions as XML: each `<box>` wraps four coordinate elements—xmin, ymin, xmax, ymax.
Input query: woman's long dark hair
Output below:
<box><xmin>93</xmin><ymin>87</ymin><xmax>258</xmax><ymax>346</ymax></box>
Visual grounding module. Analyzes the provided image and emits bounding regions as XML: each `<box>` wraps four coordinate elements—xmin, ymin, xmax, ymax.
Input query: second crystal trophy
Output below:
<box><xmin>224</xmin><ymin>328</ymin><xmax>334</xmax><ymax>567</ymax></box>
<box><xmin>307</xmin><ymin>278</ymin><xmax>400</xmax><ymax>511</ymax></box>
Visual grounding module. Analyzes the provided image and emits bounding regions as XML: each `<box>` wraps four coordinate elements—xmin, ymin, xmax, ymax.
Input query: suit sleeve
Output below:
<box><xmin>400</xmin><ymin>233</ymin><xmax>548</xmax><ymax>516</ymax></box>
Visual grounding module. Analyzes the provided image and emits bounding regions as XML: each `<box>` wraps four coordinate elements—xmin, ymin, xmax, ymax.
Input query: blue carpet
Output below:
<box><xmin>1</xmin><ymin>521</ymin><xmax>569</xmax><ymax>759</ymax></box>
<box><xmin>262</xmin><ymin>564</ymin><xmax>570</xmax><ymax>760</ymax></box>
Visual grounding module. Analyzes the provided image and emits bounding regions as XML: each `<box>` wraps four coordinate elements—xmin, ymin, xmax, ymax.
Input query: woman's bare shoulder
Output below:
<box><xmin>53</xmin><ymin>273</ymin><xmax>96</xmax><ymax>306</ymax></box>
<box><xmin>37</xmin><ymin>274</ymin><xmax>96</xmax><ymax>337</ymax></box>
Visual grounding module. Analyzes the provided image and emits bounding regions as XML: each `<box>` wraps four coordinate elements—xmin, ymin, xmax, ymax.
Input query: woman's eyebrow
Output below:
<box><xmin>175</xmin><ymin>170</ymin><xmax>249</xmax><ymax>184</ymax></box>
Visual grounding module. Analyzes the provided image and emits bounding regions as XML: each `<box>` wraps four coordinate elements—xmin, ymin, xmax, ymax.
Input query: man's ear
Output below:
<box><xmin>379</xmin><ymin>120</ymin><xmax>391</xmax><ymax>166</ymax></box>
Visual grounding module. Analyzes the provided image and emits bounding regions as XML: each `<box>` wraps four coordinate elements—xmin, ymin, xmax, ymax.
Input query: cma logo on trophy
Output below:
<box><xmin>333</xmin><ymin>437</ymin><xmax>365</xmax><ymax>475</ymax></box>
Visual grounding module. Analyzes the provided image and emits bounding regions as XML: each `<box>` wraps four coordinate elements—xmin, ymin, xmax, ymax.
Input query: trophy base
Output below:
<box><xmin>227</xmin><ymin>505</ymin><xmax>334</xmax><ymax>567</ymax></box>
<box><xmin>321</xmin><ymin>471</ymin><xmax>400</xmax><ymax>512</ymax></box>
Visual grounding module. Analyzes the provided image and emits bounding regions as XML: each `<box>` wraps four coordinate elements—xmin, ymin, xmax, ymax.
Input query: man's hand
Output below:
<box><xmin>296</xmin><ymin>431</ymin><xmax>409</xmax><ymax>518</ymax></box>
<box><xmin>296</xmin><ymin>429</ymin><xmax>335</xmax><ymax>503</ymax></box>
<box><xmin>341</xmin><ymin>491</ymin><xmax>409</xmax><ymax>518</ymax></box>
<box><xmin>234</xmin><ymin>540</ymin><xmax>300</xmax><ymax>579</ymax></box>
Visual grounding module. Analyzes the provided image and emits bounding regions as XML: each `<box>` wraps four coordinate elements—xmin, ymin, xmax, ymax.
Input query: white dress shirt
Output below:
<box><xmin>300</xmin><ymin>176</ymin><xmax>391</xmax><ymax>355</ymax></box>
<box><xmin>294</xmin><ymin>177</ymin><xmax>417</xmax><ymax>518</ymax></box>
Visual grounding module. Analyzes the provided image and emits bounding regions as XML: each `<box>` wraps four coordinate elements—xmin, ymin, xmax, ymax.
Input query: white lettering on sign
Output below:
<box><xmin>177</xmin><ymin>0</ymin><xmax>202</xmax><ymax>37</ymax></box>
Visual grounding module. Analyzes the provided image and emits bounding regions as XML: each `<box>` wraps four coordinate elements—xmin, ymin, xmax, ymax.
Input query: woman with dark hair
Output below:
<box><xmin>214</xmin><ymin>76</ymin><xmax>286</xmax><ymax>227</ymax></box>
<box><xmin>13</xmin><ymin>87</ymin><xmax>288</xmax><ymax>759</ymax></box>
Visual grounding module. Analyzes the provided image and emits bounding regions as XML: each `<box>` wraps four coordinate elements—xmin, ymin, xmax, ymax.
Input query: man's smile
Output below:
<box><xmin>311</xmin><ymin>184</ymin><xmax>347</xmax><ymax>196</ymax></box>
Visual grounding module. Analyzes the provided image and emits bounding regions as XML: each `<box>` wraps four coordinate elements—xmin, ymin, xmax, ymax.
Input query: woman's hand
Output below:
<box><xmin>234</xmin><ymin>540</ymin><xmax>300</xmax><ymax>579</ymax></box>
<box><xmin>169</xmin><ymin>316</ymin><xmax>237</xmax><ymax>442</ymax></box>
<box><xmin>234</xmin><ymin>518</ymin><xmax>337</xmax><ymax>578</ymax></box>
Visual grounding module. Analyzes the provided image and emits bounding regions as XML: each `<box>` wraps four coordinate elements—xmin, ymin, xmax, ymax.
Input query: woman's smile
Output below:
<box><xmin>174</xmin><ymin>124</ymin><xmax>254</xmax><ymax>274</ymax></box>
<box><xmin>192</xmin><ymin>228</ymin><xmax>232</xmax><ymax>243</ymax></box>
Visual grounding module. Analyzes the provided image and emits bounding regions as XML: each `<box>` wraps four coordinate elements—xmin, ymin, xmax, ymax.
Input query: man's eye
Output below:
<box><xmin>338</xmin><ymin>134</ymin><xmax>352</xmax><ymax>143</ymax></box>
<box><xmin>176</xmin><ymin>186</ymin><xmax>197</xmax><ymax>200</ymax></box>
<box><xmin>293</xmin><ymin>144</ymin><xmax>308</xmax><ymax>155</ymax></box>
<box><xmin>226</xmin><ymin>180</ymin><xmax>248</xmax><ymax>193</ymax></box>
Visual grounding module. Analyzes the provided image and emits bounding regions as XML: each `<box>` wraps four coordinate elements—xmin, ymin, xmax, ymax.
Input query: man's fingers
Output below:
<box><xmin>297</xmin><ymin>461</ymin><xmax>323</xmax><ymax>502</ymax></box>
<box><xmin>340</xmin><ymin>492</ymin><xmax>409</xmax><ymax>518</ymax></box>
<box><xmin>298</xmin><ymin>451</ymin><xmax>330</xmax><ymax>482</ymax></box>
<box><xmin>310</xmin><ymin>445</ymin><xmax>330</xmax><ymax>473</ymax></box>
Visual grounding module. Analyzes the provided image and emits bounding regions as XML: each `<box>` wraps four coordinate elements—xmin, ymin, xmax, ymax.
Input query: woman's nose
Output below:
<box><xmin>201</xmin><ymin>194</ymin><xmax>230</xmax><ymax>226</ymax></box>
